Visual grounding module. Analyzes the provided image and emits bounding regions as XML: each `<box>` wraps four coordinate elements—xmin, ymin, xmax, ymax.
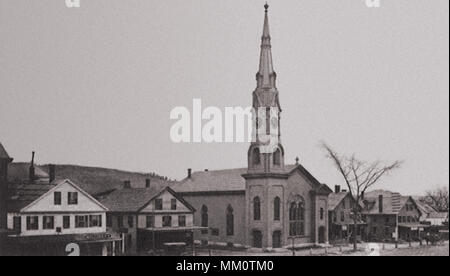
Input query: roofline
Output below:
<box><xmin>20</xmin><ymin>179</ymin><xmax>109</xmax><ymax>212</ymax></box>
<box><xmin>137</xmin><ymin>186</ymin><xmax>196</xmax><ymax>213</ymax></box>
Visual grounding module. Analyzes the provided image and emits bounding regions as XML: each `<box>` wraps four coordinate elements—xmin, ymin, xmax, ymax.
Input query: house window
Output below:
<box><xmin>333</xmin><ymin>212</ymin><xmax>337</xmax><ymax>222</ymax></box>
<box><xmin>162</xmin><ymin>216</ymin><xmax>172</xmax><ymax>227</ymax></box>
<box><xmin>26</xmin><ymin>216</ymin><xmax>39</xmax><ymax>230</ymax></box>
<box><xmin>320</xmin><ymin>208</ymin><xmax>324</xmax><ymax>220</ymax></box>
<box><xmin>117</xmin><ymin>216</ymin><xmax>123</xmax><ymax>228</ymax></box>
<box><xmin>106</xmin><ymin>214</ymin><xmax>112</xmax><ymax>227</ymax></box>
<box><xmin>342</xmin><ymin>199</ymin><xmax>346</xmax><ymax>209</ymax></box>
<box><xmin>253</xmin><ymin>197</ymin><xmax>261</xmax><ymax>221</ymax></box>
<box><xmin>341</xmin><ymin>211</ymin><xmax>345</xmax><ymax>222</ymax></box>
<box><xmin>75</xmin><ymin>215</ymin><xmax>89</xmax><ymax>228</ymax></box>
<box><xmin>63</xmin><ymin>216</ymin><xmax>70</xmax><ymax>229</ymax></box>
<box><xmin>274</xmin><ymin>197</ymin><xmax>281</xmax><ymax>221</ymax></box>
<box><xmin>54</xmin><ymin>192</ymin><xmax>61</xmax><ymax>205</ymax></box>
<box><xmin>155</xmin><ymin>198</ymin><xmax>163</xmax><ymax>210</ymax></box>
<box><xmin>178</xmin><ymin>215</ymin><xmax>186</xmax><ymax>227</ymax></box>
<box><xmin>226</xmin><ymin>205</ymin><xmax>234</xmax><ymax>236</ymax></box>
<box><xmin>253</xmin><ymin>148</ymin><xmax>261</xmax><ymax>165</ymax></box>
<box><xmin>146</xmin><ymin>216</ymin><xmax>155</xmax><ymax>228</ymax></box>
<box><xmin>171</xmin><ymin>199</ymin><xmax>177</xmax><ymax>210</ymax></box>
<box><xmin>43</xmin><ymin>216</ymin><xmax>54</xmax><ymax>230</ymax></box>
<box><xmin>201</xmin><ymin>205</ymin><xmax>208</xmax><ymax>234</ymax></box>
<box><xmin>289</xmin><ymin>200</ymin><xmax>305</xmax><ymax>236</ymax></box>
<box><xmin>68</xmin><ymin>192</ymin><xmax>78</xmax><ymax>205</ymax></box>
<box><xmin>89</xmin><ymin>215</ymin><xmax>102</xmax><ymax>227</ymax></box>
<box><xmin>13</xmin><ymin>216</ymin><xmax>21</xmax><ymax>232</ymax></box>
<box><xmin>372</xmin><ymin>227</ymin><xmax>377</xmax><ymax>234</ymax></box>
<box><xmin>127</xmin><ymin>216</ymin><xmax>134</xmax><ymax>228</ymax></box>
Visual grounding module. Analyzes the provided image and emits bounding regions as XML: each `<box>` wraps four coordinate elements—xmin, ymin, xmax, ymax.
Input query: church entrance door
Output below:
<box><xmin>319</xmin><ymin>226</ymin><xmax>326</xmax><ymax>244</ymax></box>
<box><xmin>272</xmin><ymin>231</ymin><xmax>281</xmax><ymax>248</ymax></box>
<box><xmin>253</xmin><ymin>230</ymin><xmax>262</xmax><ymax>248</ymax></box>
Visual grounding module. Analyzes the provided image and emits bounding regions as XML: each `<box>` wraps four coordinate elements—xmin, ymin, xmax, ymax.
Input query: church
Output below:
<box><xmin>172</xmin><ymin>4</ymin><xmax>332</xmax><ymax>249</ymax></box>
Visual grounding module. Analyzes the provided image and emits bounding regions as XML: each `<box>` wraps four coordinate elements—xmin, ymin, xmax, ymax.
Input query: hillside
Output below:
<box><xmin>11</xmin><ymin>163</ymin><xmax>176</xmax><ymax>196</ymax></box>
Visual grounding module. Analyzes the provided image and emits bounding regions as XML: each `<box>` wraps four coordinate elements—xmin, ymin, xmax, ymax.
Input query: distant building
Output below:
<box><xmin>328</xmin><ymin>185</ymin><xmax>366</xmax><ymax>243</ymax></box>
<box><xmin>99</xmin><ymin>183</ymin><xmax>201</xmax><ymax>254</ymax></box>
<box><xmin>362</xmin><ymin>190</ymin><xmax>425</xmax><ymax>242</ymax></box>
<box><xmin>3</xmin><ymin>151</ymin><xmax>121</xmax><ymax>256</ymax></box>
<box><xmin>0</xmin><ymin>143</ymin><xmax>14</xmax><ymax>255</ymax></box>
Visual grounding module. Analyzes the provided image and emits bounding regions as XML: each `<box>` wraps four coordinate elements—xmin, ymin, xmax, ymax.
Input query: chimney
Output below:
<box><xmin>334</xmin><ymin>185</ymin><xmax>341</xmax><ymax>193</ymax></box>
<box><xmin>48</xmin><ymin>164</ymin><xmax>56</xmax><ymax>183</ymax></box>
<box><xmin>187</xmin><ymin>168</ymin><xmax>192</xmax><ymax>179</ymax></box>
<box><xmin>123</xmin><ymin>180</ymin><xmax>131</xmax><ymax>189</ymax></box>
<box><xmin>378</xmin><ymin>195</ymin><xmax>383</xmax><ymax>213</ymax></box>
<box><xmin>145</xmin><ymin>178</ymin><xmax>151</xmax><ymax>188</ymax></box>
<box><xmin>29</xmin><ymin>151</ymin><xmax>35</xmax><ymax>183</ymax></box>
<box><xmin>342</xmin><ymin>189</ymin><xmax>347</xmax><ymax>193</ymax></box>
<box><xmin>204</xmin><ymin>169</ymin><xmax>209</xmax><ymax>172</ymax></box>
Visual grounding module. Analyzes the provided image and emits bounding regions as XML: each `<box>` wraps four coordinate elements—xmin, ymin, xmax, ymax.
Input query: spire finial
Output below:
<box><xmin>264</xmin><ymin>2</ymin><xmax>269</xmax><ymax>12</ymax></box>
<box><xmin>295</xmin><ymin>157</ymin><xmax>299</xmax><ymax>165</ymax></box>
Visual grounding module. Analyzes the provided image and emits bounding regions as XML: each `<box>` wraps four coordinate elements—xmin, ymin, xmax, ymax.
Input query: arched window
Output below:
<box><xmin>273</xmin><ymin>149</ymin><xmax>281</xmax><ymax>165</ymax></box>
<box><xmin>320</xmin><ymin>208</ymin><xmax>324</xmax><ymax>220</ymax></box>
<box><xmin>253</xmin><ymin>148</ymin><xmax>261</xmax><ymax>165</ymax></box>
<box><xmin>201</xmin><ymin>205</ymin><xmax>208</xmax><ymax>234</ymax></box>
<box><xmin>289</xmin><ymin>199</ymin><xmax>305</xmax><ymax>236</ymax></box>
<box><xmin>274</xmin><ymin>197</ymin><xmax>281</xmax><ymax>221</ymax></box>
<box><xmin>253</xmin><ymin>197</ymin><xmax>261</xmax><ymax>221</ymax></box>
<box><xmin>226</xmin><ymin>205</ymin><xmax>234</xmax><ymax>236</ymax></box>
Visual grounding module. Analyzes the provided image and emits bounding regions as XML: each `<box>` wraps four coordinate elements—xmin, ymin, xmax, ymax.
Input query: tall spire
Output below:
<box><xmin>257</xmin><ymin>3</ymin><xmax>276</xmax><ymax>89</ymax></box>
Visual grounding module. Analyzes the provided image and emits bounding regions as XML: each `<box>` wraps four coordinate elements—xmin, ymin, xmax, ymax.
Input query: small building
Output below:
<box><xmin>362</xmin><ymin>190</ymin><xmax>425</xmax><ymax>242</ymax></box>
<box><xmin>4</xmin><ymin>154</ymin><xmax>121</xmax><ymax>256</ymax></box>
<box><xmin>328</xmin><ymin>186</ymin><xmax>366</xmax><ymax>243</ymax></box>
<box><xmin>99</xmin><ymin>183</ymin><xmax>200</xmax><ymax>254</ymax></box>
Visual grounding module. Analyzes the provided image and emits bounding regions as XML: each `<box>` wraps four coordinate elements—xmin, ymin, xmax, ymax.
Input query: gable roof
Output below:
<box><xmin>0</xmin><ymin>143</ymin><xmax>12</xmax><ymax>160</ymax></box>
<box><xmin>427</xmin><ymin>212</ymin><xmax>449</xmax><ymax>219</ymax></box>
<box><xmin>414</xmin><ymin>200</ymin><xmax>437</xmax><ymax>216</ymax></box>
<box><xmin>328</xmin><ymin>192</ymin><xmax>349</xmax><ymax>210</ymax></box>
<box><xmin>172</xmin><ymin>164</ymin><xmax>331</xmax><ymax>195</ymax></box>
<box><xmin>363</xmin><ymin>190</ymin><xmax>421</xmax><ymax>215</ymax></box>
<box><xmin>99</xmin><ymin>183</ymin><xmax>180</xmax><ymax>213</ymax></box>
<box><xmin>363</xmin><ymin>190</ymin><xmax>403</xmax><ymax>214</ymax></box>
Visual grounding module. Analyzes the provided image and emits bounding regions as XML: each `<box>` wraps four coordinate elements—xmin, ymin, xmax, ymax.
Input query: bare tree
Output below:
<box><xmin>321</xmin><ymin>142</ymin><xmax>402</xmax><ymax>250</ymax></box>
<box><xmin>422</xmin><ymin>187</ymin><xmax>449</xmax><ymax>212</ymax></box>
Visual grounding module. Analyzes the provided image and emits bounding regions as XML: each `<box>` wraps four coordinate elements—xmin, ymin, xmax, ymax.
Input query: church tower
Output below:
<box><xmin>243</xmin><ymin>4</ymin><xmax>289</xmax><ymax>249</ymax></box>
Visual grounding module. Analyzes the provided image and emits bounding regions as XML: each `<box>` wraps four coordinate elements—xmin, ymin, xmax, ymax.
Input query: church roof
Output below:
<box><xmin>172</xmin><ymin>164</ymin><xmax>331</xmax><ymax>195</ymax></box>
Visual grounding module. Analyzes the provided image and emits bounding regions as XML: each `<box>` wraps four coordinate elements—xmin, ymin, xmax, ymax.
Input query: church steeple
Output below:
<box><xmin>247</xmin><ymin>4</ymin><xmax>285</xmax><ymax>174</ymax></box>
<box><xmin>257</xmin><ymin>3</ymin><xmax>276</xmax><ymax>89</ymax></box>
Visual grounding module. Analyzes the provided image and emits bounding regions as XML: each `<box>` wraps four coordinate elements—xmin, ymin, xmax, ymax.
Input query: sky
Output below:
<box><xmin>0</xmin><ymin>0</ymin><xmax>448</xmax><ymax>195</ymax></box>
